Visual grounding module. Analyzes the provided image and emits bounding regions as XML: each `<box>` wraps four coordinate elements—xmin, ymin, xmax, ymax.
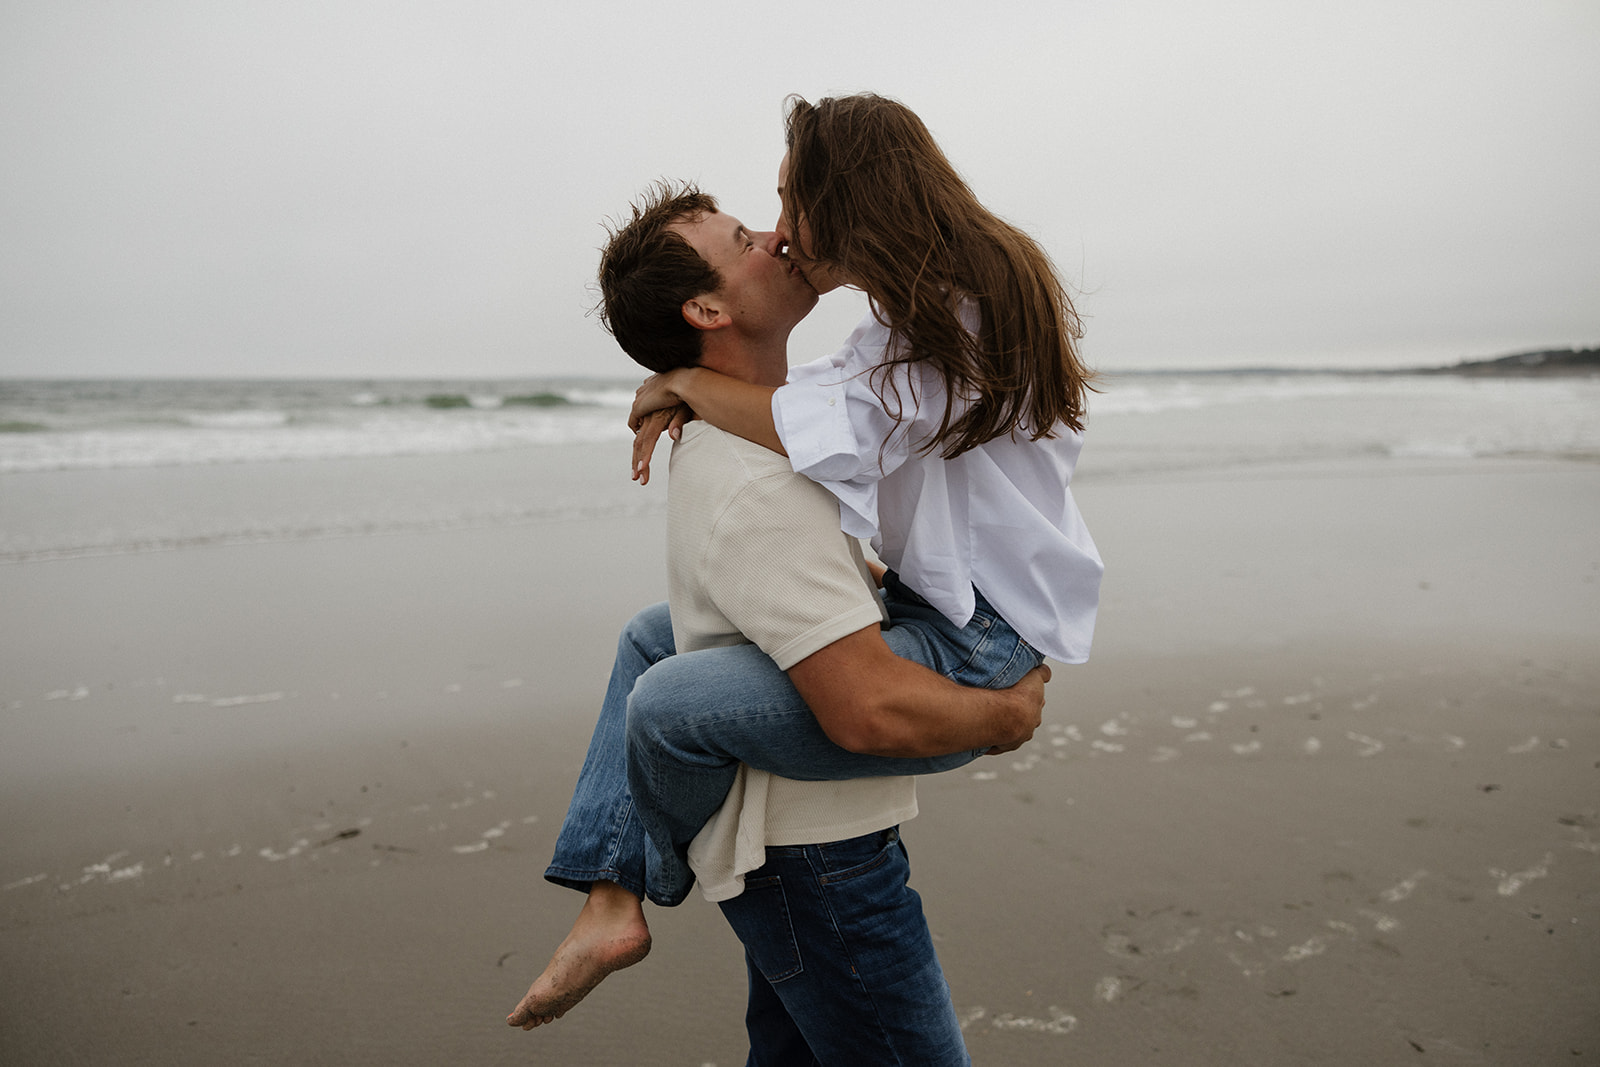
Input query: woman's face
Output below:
<box><xmin>775</xmin><ymin>151</ymin><xmax>849</xmax><ymax>295</ymax></box>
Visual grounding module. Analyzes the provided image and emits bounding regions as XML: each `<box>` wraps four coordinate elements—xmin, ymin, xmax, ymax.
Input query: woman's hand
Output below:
<box><xmin>627</xmin><ymin>366</ymin><xmax>784</xmax><ymax>477</ymax></box>
<box><xmin>632</xmin><ymin>404</ymin><xmax>693</xmax><ymax>485</ymax></box>
<box><xmin>629</xmin><ymin>371</ymin><xmax>695</xmax><ymax>485</ymax></box>
<box><xmin>628</xmin><ymin>370</ymin><xmax>692</xmax><ymax>432</ymax></box>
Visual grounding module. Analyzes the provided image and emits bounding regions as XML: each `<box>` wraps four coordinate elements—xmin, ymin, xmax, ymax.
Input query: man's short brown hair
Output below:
<box><xmin>598</xmin><ymin>182</ymin><xmax>721</xmax><ymax>373</ymax></box>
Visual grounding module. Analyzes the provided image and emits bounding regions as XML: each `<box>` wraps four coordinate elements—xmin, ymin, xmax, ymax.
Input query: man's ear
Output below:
<box><xmin>681</xmin><ymin>296</ymin><xmax>732</xmax><ymax>332</ymax></box>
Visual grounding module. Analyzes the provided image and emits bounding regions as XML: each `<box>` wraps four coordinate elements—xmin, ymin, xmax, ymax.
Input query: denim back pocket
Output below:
<box><xmin>718</xmin><ymin>873</ymin><xmax>804</xmax><ymax>983</ymax></box>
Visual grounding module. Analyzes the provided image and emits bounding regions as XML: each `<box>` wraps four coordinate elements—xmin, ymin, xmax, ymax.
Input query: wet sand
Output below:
<box><xmin>1</xmin><ymin>454</ymin><xmax>1596</xmax><ymax>1064</ymax></box>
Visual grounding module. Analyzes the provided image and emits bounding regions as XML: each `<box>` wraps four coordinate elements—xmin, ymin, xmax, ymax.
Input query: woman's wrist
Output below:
<box><xmin>670</xmin><ymin>366</ymin><xmax>701</xmax><ymax>407</ymax></box>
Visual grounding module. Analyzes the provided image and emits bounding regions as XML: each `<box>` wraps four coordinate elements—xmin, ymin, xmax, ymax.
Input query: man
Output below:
<box><xmin>509</xmin><ymin>183</ymin><xmax>1047</xmax><ymax>1063</ymax></box>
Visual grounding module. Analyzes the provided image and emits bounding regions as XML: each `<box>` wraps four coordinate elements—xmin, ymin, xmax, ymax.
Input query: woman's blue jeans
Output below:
<box><xmin>719</xmin><ymin>827</ymin><xmax>969</xmax><ymax>1066</ymax></box>
<box><xmin>544</xmin><ymin>572</ymin><xmax>1042</xmax><ymax>906</ymax></box>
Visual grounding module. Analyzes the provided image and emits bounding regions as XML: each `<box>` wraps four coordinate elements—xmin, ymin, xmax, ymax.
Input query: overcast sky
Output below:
<box><xmin>3</xmin><ymin>1</ymin><xmax>1596</xmax><ymax>379</ymax></box>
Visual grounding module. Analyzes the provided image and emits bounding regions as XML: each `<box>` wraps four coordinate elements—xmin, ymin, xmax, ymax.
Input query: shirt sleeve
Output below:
<box><xmin>771</xmin><ymin>308</ymin><xmax>974</xmax><ymax>539</ymax></box>
<box><xmin>701</xmin><ymin>472</ymin><xmax>886</xmax><ymax>671</ymax></box>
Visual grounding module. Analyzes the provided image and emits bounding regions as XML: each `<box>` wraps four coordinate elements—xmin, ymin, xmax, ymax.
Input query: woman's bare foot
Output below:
<box><xmin>506</xmin><ymin>881</ymin><xmax>651</xmax><ymax>1029</ymax></box>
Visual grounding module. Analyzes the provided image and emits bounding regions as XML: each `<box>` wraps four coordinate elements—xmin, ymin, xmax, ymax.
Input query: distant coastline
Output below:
<box><xmin>1108</xmin><ymin>345</ymin><xmax>1600</xmax><ymax>379</ymax></box>
<box><xmin>1417</xmin><ymin>346</ymin><xmax>1600</xmax><ymax>377</ymax></box>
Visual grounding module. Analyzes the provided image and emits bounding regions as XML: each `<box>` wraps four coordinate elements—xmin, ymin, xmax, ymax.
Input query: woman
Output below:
<box><xmin>509</xmin><ymin>94</ymin><xmax>1101</xmax><ymax>1038</ymax></box>
<box><xmin>630</xmin><ymin>92</ymin><xmax>1098</xmax><ymax>667</ymax></box>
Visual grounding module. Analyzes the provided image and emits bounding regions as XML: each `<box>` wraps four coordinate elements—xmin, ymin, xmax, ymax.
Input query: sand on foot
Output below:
<box><xmin>507</xmin><ymin>882</ymin><xmax>653</xmax><ymax>1030</ymax></box>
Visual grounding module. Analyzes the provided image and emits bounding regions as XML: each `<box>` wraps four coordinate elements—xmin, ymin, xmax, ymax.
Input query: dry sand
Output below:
<box><xmin>2</xmin><ymin>454</ymin><xmax>1596</xmax><ymax>1065</ymax></box>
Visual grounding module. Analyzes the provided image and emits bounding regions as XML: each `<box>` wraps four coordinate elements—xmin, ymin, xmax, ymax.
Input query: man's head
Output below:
<box><xmin>598</xmin><ymin>181</ymin><xmax>816</xmax><ymax>377</ymax></box>
<box><xmin>597</xmin><ymin>183</ymin><xmax>721</xmax><ymax>374</ymax></box>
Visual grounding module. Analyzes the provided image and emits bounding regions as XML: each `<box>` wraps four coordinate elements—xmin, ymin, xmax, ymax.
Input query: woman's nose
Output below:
<box><xmin>754</xmin><ymin>229</ymin><xmax>784</xmax><ymax>257</ymax></box>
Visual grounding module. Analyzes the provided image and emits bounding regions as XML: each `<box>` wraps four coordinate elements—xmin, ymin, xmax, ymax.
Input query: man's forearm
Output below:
<box><xmin>785</xmin><ymin>625</ymin><xmax>1044</xmax><ymax>758</ymax></box>
<box><xmin>847</xmin><ymin>672</ymin><xmax>1038</xmax><ymax>758</ymax></box>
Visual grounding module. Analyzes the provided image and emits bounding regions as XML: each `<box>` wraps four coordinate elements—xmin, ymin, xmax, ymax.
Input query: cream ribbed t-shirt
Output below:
<box><xmin>667</xmin><ymin>421</ymin><xmax>918</xmax><ymax>903</ymax></box>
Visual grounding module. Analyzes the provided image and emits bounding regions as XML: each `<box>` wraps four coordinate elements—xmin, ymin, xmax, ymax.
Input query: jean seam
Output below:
<box><xmin>601</xmin><ymin>796</ymin><xmax>634</xmax><ymax>869</ymax></box>
<box><xmin>997</xmin><ymin>635</ymin><xmax>1043</xmax><ymax>689</ymax></box>
<box><xmin>640</xmin><ymin>748</ymin><xmax>694</xmax><ymax>906</ymax></box>
<box><xmin>543</xmin><ymin>863</ymin><xmax>646</xmax><ymax>900</ymax></box>
<box><xmin>945</xmin><ymin>613</ymin><xmax>996</xmax><ymax>682</ymax></box>
<box><xmin>807</xmin><ymin>844</ymin><xmax>903</xmax><ymax>1055</ymax></box>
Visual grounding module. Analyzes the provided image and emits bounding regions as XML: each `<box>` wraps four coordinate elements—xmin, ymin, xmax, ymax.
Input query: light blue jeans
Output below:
<box><xmin>545</xmin><ymin>572</ymin><xmax>1043</xmax><ymax>907</ymax></box>
<box><xmin>720</xmin><ymin>827</ymin><xmax>969</xmax><ymax>1066</ymax></box>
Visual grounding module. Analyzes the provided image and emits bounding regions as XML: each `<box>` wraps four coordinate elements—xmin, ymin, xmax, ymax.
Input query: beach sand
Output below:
<box><xmin>2</xmin><ymin>453</ymin><xmax>1596</xmax><ymax>1064</ymax></box>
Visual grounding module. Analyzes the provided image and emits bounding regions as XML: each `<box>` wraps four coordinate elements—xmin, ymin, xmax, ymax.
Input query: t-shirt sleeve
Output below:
<box><xmin>701</xmin><ymin>472</ymin><xmax>886</xmax><ymax>671</ymax></box>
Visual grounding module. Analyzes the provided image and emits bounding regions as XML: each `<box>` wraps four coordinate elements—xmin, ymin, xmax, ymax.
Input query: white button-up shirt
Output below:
<box><xmin>772</xmin><ymin>307</ymin><xmax>1103</xmax><ymax>664</ymax></box>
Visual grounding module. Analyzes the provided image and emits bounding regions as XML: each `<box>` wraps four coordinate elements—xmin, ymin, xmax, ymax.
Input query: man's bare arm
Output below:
<box><xmin>784</xmin><ymin>624</ymin><xmax>1049</xmax><ymax>758</ymax></box>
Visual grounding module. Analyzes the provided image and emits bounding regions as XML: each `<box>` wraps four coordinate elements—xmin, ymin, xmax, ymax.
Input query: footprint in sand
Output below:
<box><xmin>1345</xmin><ymin>731</ymin><xmax>1384</xmax><ymax>757</ymax></box>
<box><xmin>958</xmin><ymin>1006</ymin><xmax>1078</xmax><ymax>1035</ymax></box>
<box><xmin>1380</xmin><ymin>872</ymin><xmax>1427</xmax><ymax>903</ymax></box>
<box><xmin>1490</xmin><ymin>854</ymin><xmax>1554</xmax><ymax>896</ymax></box>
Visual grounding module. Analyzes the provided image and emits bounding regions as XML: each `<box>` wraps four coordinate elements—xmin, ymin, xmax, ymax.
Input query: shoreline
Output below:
<box><xmin>2</xmin><ymin>453</ymin><xmax>1596</xmax><ymax>1064</ymax></box>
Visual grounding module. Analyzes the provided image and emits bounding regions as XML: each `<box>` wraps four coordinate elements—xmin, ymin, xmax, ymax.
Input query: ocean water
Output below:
<box><xmin>0</xmin><ymin>378</ymin><xmax>637</xmax><ymax>473</ymax></box>
<box><xmin>1085</xmin><ymin>370</ymin><xmax>1600</xmax><ymax>477</ymax></box>
<box><xmin>2</xmin><ymin>372</ymin><xmax>1597</xmax><ymax>563</ymax></box>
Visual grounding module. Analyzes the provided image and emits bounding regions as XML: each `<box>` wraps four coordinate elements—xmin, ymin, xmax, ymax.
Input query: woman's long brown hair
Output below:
<box><xmin>784</xmin><ymin>93</ymin><xmax>1092</xmax><ymax>457</ymax></box>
